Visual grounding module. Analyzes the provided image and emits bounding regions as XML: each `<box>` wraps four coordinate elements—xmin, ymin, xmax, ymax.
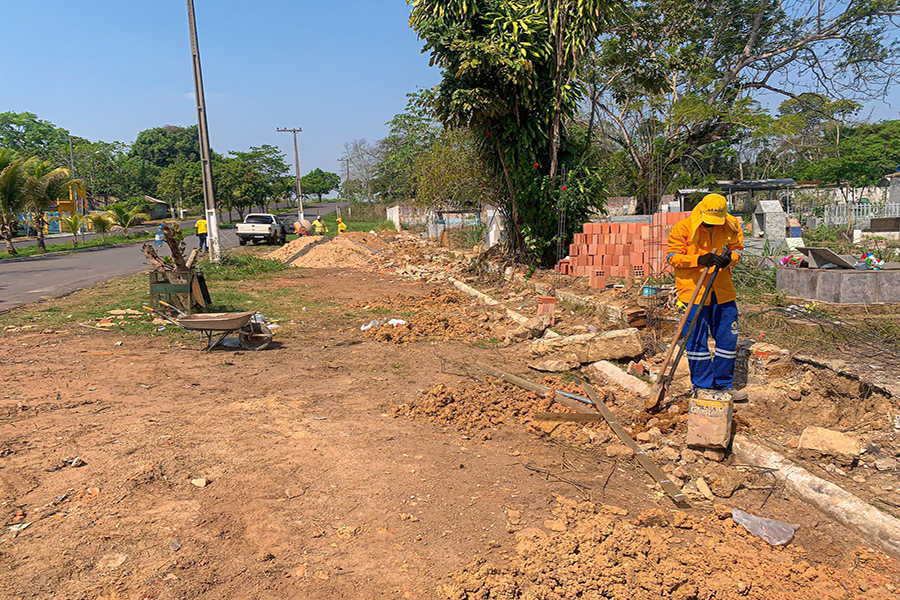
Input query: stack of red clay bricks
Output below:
<box><xmin>556</xmin><ymin>212</ymin><xmax>691</xmax><ymax>289</ymax></box>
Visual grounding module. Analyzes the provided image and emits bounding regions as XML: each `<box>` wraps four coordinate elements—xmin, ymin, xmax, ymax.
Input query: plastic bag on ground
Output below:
<box><xmin>360</xmin><ymin>319</ymin><xmax>380</xmax><ymax>332</ymax></box>
<box><xmin>732</xmin><ymin>508</ymin><xmax>799</xmax><ymax>546</ymax></box>
<box><xmin>387</xmin><ymin>319</ymin><xmax>408</xmax><ymax>327</ymax></box>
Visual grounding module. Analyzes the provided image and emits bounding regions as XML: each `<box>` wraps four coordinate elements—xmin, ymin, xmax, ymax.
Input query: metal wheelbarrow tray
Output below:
<box><xmin>176</xmin><ymin>311</ymin><xmax>273</xmax><ymax>351</ymax></box>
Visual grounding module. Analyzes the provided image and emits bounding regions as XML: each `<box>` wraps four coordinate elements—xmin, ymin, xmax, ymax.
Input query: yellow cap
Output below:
<box><xmin>699</xmin><ymin>193</ymin><xmax>727</xmax><ymax>226</ymax></box>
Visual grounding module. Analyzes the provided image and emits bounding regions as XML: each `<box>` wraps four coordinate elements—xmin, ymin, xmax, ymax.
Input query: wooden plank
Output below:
<box><xmin>474</xmin><ymin>362</ymin><xmax>689</xmax><ymax>507</ymax></box>
<box><xmin>150</xmin><ymin>284</ymin><xmax>191</xmax><ymax>294</ymax></box>
<box><xmin>581</xmin><ymin>383</ymin><xmax>690</xmax><ymax>508</ymax></box>
<box><xmin>533</xmin><ymin>412</ymin><xmax>604</xmax><ymax>423</ymax></box>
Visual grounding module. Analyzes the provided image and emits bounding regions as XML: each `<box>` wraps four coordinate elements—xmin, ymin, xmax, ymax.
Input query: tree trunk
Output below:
<box><xmin>1</xmin><ymin>225</ymin><xmax>17</xmax><ymax>256</ymax></box>
<box><xmin>35</xmin><ymin>214</ymin><xmax>46</xmax><ymax>252</ymax></box>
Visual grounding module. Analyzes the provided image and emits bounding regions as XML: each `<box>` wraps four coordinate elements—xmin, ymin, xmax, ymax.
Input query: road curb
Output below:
<box><xmin>1</xmin><ymin>242</ymin><xmax>142</xmax><ymax>264</ymax></box>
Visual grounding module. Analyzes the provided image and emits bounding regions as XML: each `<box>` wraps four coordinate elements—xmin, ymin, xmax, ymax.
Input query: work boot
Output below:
<box><xmin>723</xmin><ymin>387</ymin><xmax>749</xmax><ymax>403</ymax></box>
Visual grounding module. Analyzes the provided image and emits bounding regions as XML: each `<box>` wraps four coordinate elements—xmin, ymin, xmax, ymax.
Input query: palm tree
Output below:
<box><xmin>23</xmin><ymin>160</ymin><xmax>81</xmax><ymax>252</ymax></box>
<box><xmin>58</xmin><ymin>213</ymin><xmax>88</xmax><ymax>248</ymax></box>
<box><xmin>86</xmin><ymin>212</ymin><xmax>114</xmax><ymax>241</ymax></box>
<box><xmin>107</xmin><ymin>204</ymin><xmax>149</xmax><ymax>237</ymax></box>
<box><xmin>0</xmin><ymin>149</ymin><xmax>28</xmax><ymax>256</ymax></box>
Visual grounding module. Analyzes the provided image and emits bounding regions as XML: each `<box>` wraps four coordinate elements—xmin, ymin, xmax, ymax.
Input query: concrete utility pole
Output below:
<box><xmin>277</xmin><ymin>128</ymin><xmax>305</xmax><ymax>222</ymax></box>
<box><xmin>186</xmin><ymin>0</ymin><xmax>221</xmax><ymax>262</ymax></box>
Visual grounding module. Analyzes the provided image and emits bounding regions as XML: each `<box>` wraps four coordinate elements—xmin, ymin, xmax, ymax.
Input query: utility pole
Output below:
<box><xmin>277</xmin><ymin>127</ymin><xmax>305</xmax><ymax>222</ymax></box>
<box><xmin>186</xmin><ymin>0</ymin><xmax>221</xmax><ymax>262</ymax></box>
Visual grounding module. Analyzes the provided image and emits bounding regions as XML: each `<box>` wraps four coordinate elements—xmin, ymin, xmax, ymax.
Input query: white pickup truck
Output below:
<box><xmin>235</xmin><ymin>214</ymin><xmax>287</xmax><ymax>246</ymax></box>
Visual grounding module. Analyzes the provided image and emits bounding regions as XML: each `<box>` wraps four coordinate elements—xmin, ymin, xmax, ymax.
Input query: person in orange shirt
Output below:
<box><xmin>667</xmin><ymin>193</ymin><xmax>746</xmax><ymax>400</ymax></box>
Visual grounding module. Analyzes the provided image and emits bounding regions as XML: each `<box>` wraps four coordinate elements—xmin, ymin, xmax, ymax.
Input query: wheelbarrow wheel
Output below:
<box><xmin>240</xmin><ymin>322</ymin><xmax>273</xmax><ymax>351</ymax></box>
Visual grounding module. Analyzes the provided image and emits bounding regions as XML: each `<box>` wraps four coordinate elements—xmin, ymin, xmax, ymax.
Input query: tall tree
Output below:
<box><xmin>130</xmin><ymin>125</ymin><xmax>200</xmax><ymax>168</ymax></box>
<box><xmin>0</xmin><ymin>112</ymin><xmax>70</xmax><ymax>161</ymax></box>
<box><xmin>340</xmin><ymin>139</ymin><xmax>381</xmax><ymax>201</ymax></box>
<box><xmin>375</xmin><ymin>91</ymin><xmax>441</xmax><ymax>200</ymax></box>
<box><xmin>157</xmin><ymin>161</ymin><xmax>203</xmax><ymax>217</ymax></box>
<box><xmin>229</xmin><ymin>145</ymin><xmax>290</xmax><ymax>211</ymax></box>
<box><xmin>0</xmin><ymin>149</ymin><xmax>28</xmax><ymax>255</ymax></box>
<box><xmin>587</xmin><ymin>0</ymin><xmax>900</xmax><ymax>212</ymax></box>
<box><xmin>23</xmin><ymin>160</ymin><xmax>80</xmax><ymax>252</ymax></box>
<box><xmin>301</xmin><ymin>168</ymin><xmax>342</xmax><ymax>201</ymax></box>
<box><xmin>409</xmin><ymin>0</ymin><xmax>609</xmax><ymax>262</ymax></box>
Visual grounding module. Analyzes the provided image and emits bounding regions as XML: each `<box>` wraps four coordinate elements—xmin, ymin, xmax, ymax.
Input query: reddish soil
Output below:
<box><xmin>1</xmin><ymin>265</ymin><xmax>898</xmax><ymax>599</ymax></box>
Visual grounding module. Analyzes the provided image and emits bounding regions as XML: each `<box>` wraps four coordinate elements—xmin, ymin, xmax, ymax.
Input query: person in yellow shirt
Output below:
<box><xmin>336</xmin><ymin>218</ymin><xmax>347</xmax><ymax>234</ymax></box>
<box><xmin>194</xmin><ymin>217</ymin><xmax>208</xmax><ymax>252</ymax></box>
<box><xmin>666</xmin><ymin>193</ymin><xmax>746</xmax><ymax>400</ymax></box>
<box><xmin>312</xmin><ymin>216</ymin><xmax>328</xmax><ymax>235</ymax></box>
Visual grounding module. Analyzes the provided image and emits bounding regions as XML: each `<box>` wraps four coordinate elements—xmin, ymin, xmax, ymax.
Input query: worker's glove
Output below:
<box><xmin>697</xmin><ymin>253</ymin><xmax>718</xmax><ymax>267</ymax></box>
<box><xmin>712</xmin><ymin>253</ymin><xmax>732</xmax><ymax>268</ymax></box>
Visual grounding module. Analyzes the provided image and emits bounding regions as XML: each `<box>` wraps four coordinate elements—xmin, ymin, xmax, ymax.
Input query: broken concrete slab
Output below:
<box><xmin>528</xmin><ymin>353</ymin><xmax>580</xmax><ymax>373</ymax></box>
<box><xmin>798</xmin><ymin>426</ymin><xmax>861</xmax><ymax>463</ymax></box>
<box><xmin>586</xmin><ymin>360</ymin><xmax>652</xmax><ymax>396</ymax></box>
<box><xmin>531</xmin><ymin>328</ymin><xmax>643</xmax><ymax>363</ymax></box>
<box><xmin>733</xmin><ymin>434</ymin><xmax>900</xmax><ymax>560</ymax></box>
<box><xmin>523</xmin><ymin>314</ymin><xmax>552</xmax><ymax>338</ymax></box>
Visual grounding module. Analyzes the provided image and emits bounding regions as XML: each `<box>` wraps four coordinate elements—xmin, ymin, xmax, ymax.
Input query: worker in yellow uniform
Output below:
<box><xmin>312</xmin><ymin>216</ymin><xmax>328</xmax><ymax>235</ymax></box>
<box><xmin>336</xmin><ymin>218</ymin><xmax>347</xmax><ymax>235</ymax></box>
<box><xmin>194</xmin><ymin>217</ymin><xmax>208</xmax><ymax>252</ymax></box>
<box><xmin>667</xmin><ymin>193</ymin><xmax>746</xmax><ymax>401</ymax></box>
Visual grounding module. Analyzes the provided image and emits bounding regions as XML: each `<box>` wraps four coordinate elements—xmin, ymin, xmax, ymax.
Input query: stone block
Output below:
<box><xmin>586</xmin><ymin>360</ymin><xmax>652</xmax><ymax>396</ymax></box>
<box><xmin>530</xmin><ymin>328</ymin><xmax>644</xmax><ymax>363</ymax></box>
<box><xmin>798</xmin><ymin>426</ymin><xmax>861</xmax><ymax>460</ymax></box>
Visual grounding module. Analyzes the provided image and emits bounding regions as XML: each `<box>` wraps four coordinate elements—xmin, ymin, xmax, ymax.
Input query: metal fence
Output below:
<box><xmin>824</xmin><ymin>203</ymin><xmax>900</xmax><ymax>228</ymax></box>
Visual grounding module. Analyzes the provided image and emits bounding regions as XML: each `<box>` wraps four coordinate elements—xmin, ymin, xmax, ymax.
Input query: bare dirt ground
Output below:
<box><xmin>2</xmin><ymin>252</ymin><xmax>899</xmax><ymax>599</ymax></box>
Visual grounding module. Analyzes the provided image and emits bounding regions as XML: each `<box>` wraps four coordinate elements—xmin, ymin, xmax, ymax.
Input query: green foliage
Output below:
<box><xmin>587</xmin><ymin>0</ymin><xmax>900</xmax><ymax>208</ymax></box>
<box><xmin>413</xmin><ymin>128</ymin><xmax>499</xmax><ymax>209</ymax></box>
<box><xmin>57</xmin><ymin>212</ymin><xmax>88</xmax><ymax>247</ymax></box>
<box><xmin>0</xmin><ymin>149</ymin><xmax>28</xmax><ymax>255</ymax></box>
<box><xmin>409</xmin><ymin>0</ymin><xmax>609</xmax><ymax>263</ymax></box>
<box><xmin>788</xmin><ymin>120</ymin><xmax>900</xmax><ymax>186</ymax></box>
<box><xmin>86</xmin><ymin>212</ymin><xmax>115</xmax><ymax>240</ymax></box>
<box><xmin>157</xmin><ymin>161</ymin><xmax>203</xmax><ymax>214</ymax></box>
<box><xmin>129</xmin><ymin>125</ymin><xmax>200</xmax><ymax>168</ymax></box>
<box><xmin>375</xmin><ymin>90</ymin><xmax>441</xmax><ymax>200</ymax></box>
<box><xmin>301</xmin><ymin>168</ymin><xmax>342</xmax><ymax>201</ymax></box>
<box><xmin>0</xmin><ymin>230</ymin><xmax>154</xmax><ymax>260</ymax></box>
<box><xmin>0</xmin><ymin>112</ymin><xmax>70</xmax><ymax>161</ymax></box>
<box><xmin>107</xmin><ymin>204</ymin><xmax>150</xmax><ymax>236</ymax></box>
<box><xmin>200</xmin><ymin>253</ymin><xmax>285</xmax><ymax>281</ymax></box>
<box><xmin>22</xmin><ymin>159</ymin><xmax>80</xmax><ymax>250</ymax></box>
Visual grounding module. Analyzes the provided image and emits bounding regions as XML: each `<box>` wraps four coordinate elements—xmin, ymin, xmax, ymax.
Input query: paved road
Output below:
<box><xmin>11</xmin><ymin>202</ymin><xmax>349</xmax><ymax>249</ymax></box>
<box><xmin>0</xmin><ymin>202</ymin><xmax>349</xmax><ymax>313</ymax></box>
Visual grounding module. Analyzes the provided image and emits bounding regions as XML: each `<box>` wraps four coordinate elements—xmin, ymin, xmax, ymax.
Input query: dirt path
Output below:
<box><xmin>1</xmin><ymin>267</ymin><xmax>898</xmax><ymax>599</ymax></box>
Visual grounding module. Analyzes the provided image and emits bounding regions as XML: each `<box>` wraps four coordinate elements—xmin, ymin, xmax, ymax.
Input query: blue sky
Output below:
<box><xmin>1</xmin><ymin>0</ymin><xmax>439</xmax><ymax>174</ymax></box>
<box><xmin>2</xmin><ymin>1</ymin><xmax>897</xmax><ymax>179</ymax></box>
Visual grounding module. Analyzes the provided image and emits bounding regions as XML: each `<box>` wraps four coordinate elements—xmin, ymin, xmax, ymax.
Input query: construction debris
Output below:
<box><xmin>528</xmin><ymin>353</ymin><xmax>580</xmax><ymax>373</ymax></box>
<box><xmin>530</xmin><ymin>328</ymin><xmax>644</xmax><ymax>363</ymax></box>
<box><xmin>798</xmin><ymin>426</ymin><xmax>862</xmax><ymax>463</ymax></box>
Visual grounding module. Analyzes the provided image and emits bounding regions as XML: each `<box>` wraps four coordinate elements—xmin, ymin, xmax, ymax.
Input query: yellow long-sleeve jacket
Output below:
<box><xmin>666</xmin><ymin>209</ymin><xmax>744</xmax><ymax>305</ymax></box>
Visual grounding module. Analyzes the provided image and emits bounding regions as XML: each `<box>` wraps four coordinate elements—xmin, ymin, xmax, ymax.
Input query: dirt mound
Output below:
<box><xmin>342</xmin><ymin>231</ymin><xmax>388</xmax><ymax>251</ymax></box>
<box><xmin>353</xmin><ymin>288</ymin><xmax>473</xmax><ymax>313</ymax></box>
<box><xmin>291</xmin><ymin>236</ymin><xmax>375</xmax><ymax>268</ymax></box>
<box><xmin>362</xmin><ymin>312</ymin><xmax>493</xmax><ymax>345</ymax></box>
<box><xmin>394</xmin><ymin>377</ymin><xmax>609</xmax><ymax>445</ymax></box>
<box><xmin>439</xmin><ymin>497</ymin><xmax>900</xmax><ymax>600</ymax></box>
<box><xmin>266</xmin><ymin>236</ymin><xmax>319</xmax><ymax>262</ymax></box>
<box><xmin>743</xmin><ymin>366</ymin><xmax>896</xmax><ymax>434</ymax></box>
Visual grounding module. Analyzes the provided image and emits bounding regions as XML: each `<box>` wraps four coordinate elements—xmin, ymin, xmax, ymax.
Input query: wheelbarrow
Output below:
<box><xmin>144</xmin><ymin>303</ymin><xmax>274</xmax><ymax>351</ymax></box>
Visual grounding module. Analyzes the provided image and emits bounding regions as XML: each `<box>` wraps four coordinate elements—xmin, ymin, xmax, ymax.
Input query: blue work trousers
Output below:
<box><xmin>682</xmin><ymin>295</ymin><xmax>739</xmax><ymax>390</ymax></box>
